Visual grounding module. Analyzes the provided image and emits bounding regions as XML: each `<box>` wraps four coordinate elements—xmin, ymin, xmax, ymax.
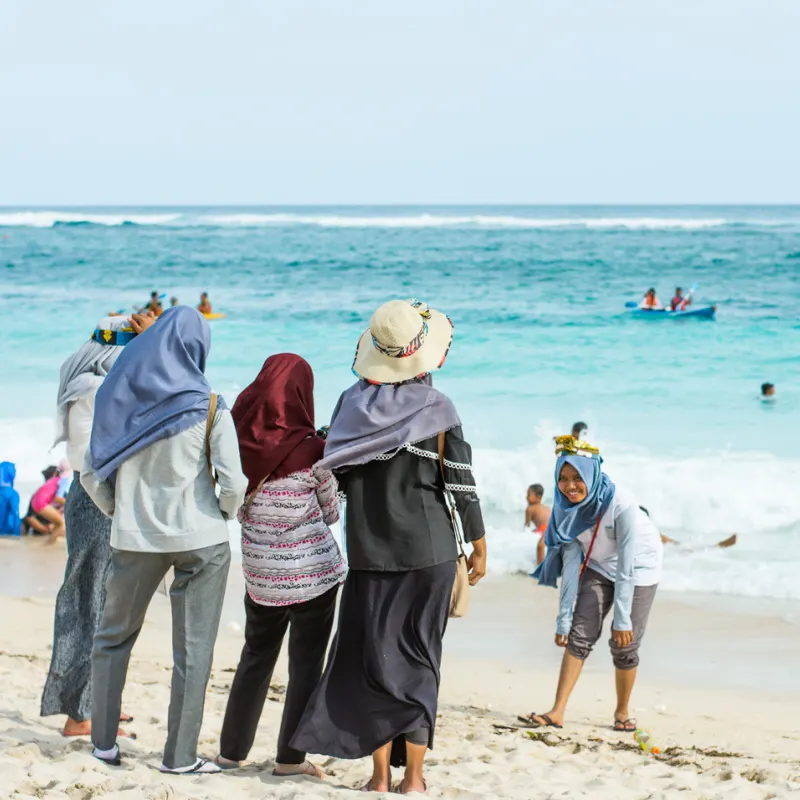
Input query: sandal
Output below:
<box><xmin>272</xmin><ymin>760</ymin><xmax>324</xmax><ymax>778</ymax></box>
<box><xmin>214</xmin><ymin>755</ymin><xmax>242</xmax><ymax>771</ymax></box>
<box><xmin>92</xmin><ymin>744</ymin><xmax>121</xmax><ymax>767</ymax></box>
<box><xmin>613</xmin><ymin>718</ymin><xmax>637</xmax><ymax>732</ymax></box>
<box><xmin>516</xmin><ymin>712</ymin><xmax>563</xmax><ymax>729</ymax></box>
<box><xmin>160</xmin><ymin>758</ymin><xmax>221</xmax><ymax>774</ymax></box>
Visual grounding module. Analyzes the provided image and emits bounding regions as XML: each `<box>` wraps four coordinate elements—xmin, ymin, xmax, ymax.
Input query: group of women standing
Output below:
<box><xmin>41</xmin><ymin>298</ymin><xmax>487</xmax><ymax>792</ymax></box>
<box><xmin>41</xmin><ymin>296</ymin><xmax>661</xmax><ymax>792</ymax></box>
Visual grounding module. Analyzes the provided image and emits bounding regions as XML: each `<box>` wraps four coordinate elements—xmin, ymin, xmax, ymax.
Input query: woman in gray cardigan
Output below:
<box><xmin>81</xmin><ymin>306</ymin><xmax>247</xmax><ymax>774</ymax></box>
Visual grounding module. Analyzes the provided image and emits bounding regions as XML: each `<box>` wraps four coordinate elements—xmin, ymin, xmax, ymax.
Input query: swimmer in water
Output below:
<box><xmin>761</xmin><ymin>382</ymin><xmax>776</xmax><ymax>402</ymax></box>
<box><xmin>571</xmin><ymin>421</ymin><xmax>588</xmax><ymax>441</ymax></box>
<box><xmin>144</xmin><ymin>291</ymin><xmax>163</xmax><ymax>316</ymax></box>
<box><xmin>525</xmin><ymin>483</ymin><xmax>550</xmax><ymax>565</ymax></box>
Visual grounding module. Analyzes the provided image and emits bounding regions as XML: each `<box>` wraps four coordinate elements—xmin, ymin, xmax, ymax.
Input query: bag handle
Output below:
<box><xmin>205</xmin><ymin>393</ymin><xmax>218</xmax><ymax>484</ymax></box>
<box><xmin>579</xmin><ymin>515</ymin><xmax>604</xmax><ymax>579</ymax></box>
<box><xmin>437</xmin><ymin>431</ymin><xmax>466</xmax><ymax>557</ymax></box>
<box><xmin>242</xmin><ymin>472</ymin><xmax>271</xmax><ymax>517</ymax></box>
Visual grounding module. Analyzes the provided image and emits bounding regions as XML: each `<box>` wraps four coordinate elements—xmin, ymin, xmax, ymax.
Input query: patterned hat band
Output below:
<box><xmin>372</xmin><ymin>319</ymin><xmax>428</xmax><ymax>358</ymax></box>
<box><xmin>92</xmin><ymin>328</ymin><xmax>137</xmax><ymax>347</ymax></box>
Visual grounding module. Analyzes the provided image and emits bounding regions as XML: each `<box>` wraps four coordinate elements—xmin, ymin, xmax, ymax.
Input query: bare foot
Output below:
<box><xmin>274</xmin><ymin>760</ymin><xmax>324</xmax><ymax>778</ymax></box>
<box><xmin>397</xmin><ymin>777</ymin><xmax>428</xmax><ymax>795</ymax></box>
<box><xmin>361</xmin><ymin>776</ymin><xmax>391</xmax><ymax>793</ymax></box>
<box><xmin>62</xmin><ymin>718</ymin><xmax>91</xmax><ymax>737</ymax></box>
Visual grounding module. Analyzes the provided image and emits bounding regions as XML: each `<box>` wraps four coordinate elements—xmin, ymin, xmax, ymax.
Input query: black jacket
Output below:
<box><xmin>336</xmin><ymin>426</ymin><xmax>486</xmax><ymax>572</ymax></box>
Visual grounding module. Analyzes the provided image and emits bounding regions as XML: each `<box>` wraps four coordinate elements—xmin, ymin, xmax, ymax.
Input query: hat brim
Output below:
<box><xmin>352</xmin><ymin>309</ymin><xmax>453</xmax><ymax>385</ymax></box>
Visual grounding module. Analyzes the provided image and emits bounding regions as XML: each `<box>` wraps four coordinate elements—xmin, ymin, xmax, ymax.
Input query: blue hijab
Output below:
<box><xmin>532</xmin><ymin>453</ymin><xmax>616</xmax><ymax>587</ymax></box>
<box><xmin>90</xmin><ymin>306</ymin><xmax>223</xmax><ymax>482</ymax></box>
<box><xmin>0</xmin><ymin>462</ymin><xmax>21</xmax><ymax>536</ymax></box>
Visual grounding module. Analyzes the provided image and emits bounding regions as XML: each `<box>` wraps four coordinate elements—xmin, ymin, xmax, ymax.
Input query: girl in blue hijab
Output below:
<box><xmin>0</xmin><ymin>462</ymin><xmax>21</xmax><ymax>536</ymax></box>
<box><xmin>521</xmin><ymin>436</ymin><xmax>663</xmax><ymax>733</ymax></box>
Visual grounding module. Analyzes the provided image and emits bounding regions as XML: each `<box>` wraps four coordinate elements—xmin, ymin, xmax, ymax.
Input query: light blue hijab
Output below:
<box><xmin>90</xmin><ymin>306</ymin><xmax>224</xmax><ymax>482</ymax></box>
<box><xmin>532</xmin><ymin>453</ymin><xmax>616</xmax><ymax>588</ymax></box>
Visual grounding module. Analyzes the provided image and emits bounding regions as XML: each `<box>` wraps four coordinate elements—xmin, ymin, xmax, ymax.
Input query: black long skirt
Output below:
<box><xmin>290</xmin><ymin>560</ymin><xmax>456</xmax><ymax>767</ymax></box>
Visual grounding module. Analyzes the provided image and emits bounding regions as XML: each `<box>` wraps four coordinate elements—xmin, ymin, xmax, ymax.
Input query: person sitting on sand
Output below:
<box><xmin>81</xmin><ymin>306</ymin><xmax>248</xmax><ymax>773</ymax></box>
<box><xmin>519</xmin><ymin>435</ymin><xmax>663</xmax><ymax>733</ymax></box>
<box><xmin>525</xmin><ymin>484</ymin><xmax>549</xmax><ymax>565</ymax></box>
<box><xmin>40</xmin><ymin>316</ymin><xmax>138</xmax><ymax>738</ymax></box>
<box><xmin>25</xmin><ymin>462</ymin><xmax>69</xmax><ymax>539</ymax></box>
<box><xmin>0</xmin><ymin>462</ymin><xmax>21</xmax><ymax>536</ymax></box>
<box><xmin>197</xmin><ymin>292</ymin><xmax>212</xmax><ymax>315</ymax></box>
<box><xmin>640</xmin><ymin>288</ymin><xmax>662</xmax><ymax>310</ymax></box>
<box><xmin>216</xmin><ymin>353</ymin><xmax>346</xmax><ymax>778</ymax></box>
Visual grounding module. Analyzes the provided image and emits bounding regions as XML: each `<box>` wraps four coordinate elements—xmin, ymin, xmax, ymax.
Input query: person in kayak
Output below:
<box><xmin>639</xmin><ymin>289</ymin><xmax>662</xmax><ymax>310</ymax></box>
<box><xmin>670</xmin><ymin>287</ymin><xmax>692</xmax><ymax>312</ymax></box>
<box><xmin>197</xmin><ymin>293</ymin><xmax>212</xmax><ymax>315</ymax></box>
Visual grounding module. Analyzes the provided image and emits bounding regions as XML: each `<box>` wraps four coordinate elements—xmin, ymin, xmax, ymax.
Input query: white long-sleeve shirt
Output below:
<box><xmin>556</xmin><ymin>485</ymin><xmax>663</xmax><ymax>635</ymax></box>
<box><xmin>65</xmin><ymin>393</ymin><xmax>96</xmax><ymax>473</ymax></box>
<box><xmin>81</xmin><ymin>408</ymin><xmax>248</xmax><ymax>553</ymax></box>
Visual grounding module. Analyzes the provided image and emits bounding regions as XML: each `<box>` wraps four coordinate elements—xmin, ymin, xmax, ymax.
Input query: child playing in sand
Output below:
<box><xmin>519</xmin><ymin>435</ymin><xmax>663</xmax><ymax>733</ymax></box>
<box><xmin>524</xmin><ymin>484</ymin><xmax>549</xmax><ymax>565</ymax></box>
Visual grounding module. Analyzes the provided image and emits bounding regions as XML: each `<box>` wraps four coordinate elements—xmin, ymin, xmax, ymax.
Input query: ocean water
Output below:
<box><xmin>1</xmin><ymin>205</ymin><xmax>799</xmax><ymax>600</ymax></box>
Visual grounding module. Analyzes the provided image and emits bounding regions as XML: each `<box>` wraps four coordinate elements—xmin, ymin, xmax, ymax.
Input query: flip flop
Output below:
<box><xmin>272</xmin><ymin>760</ymin><xmax>323</xmax><ymax>778</ymax></box>
<box><xmin>160</xmin><ymin>758</ymin><xmax>221</xmax><ymax>775</ymax></box>
<box><xmin>613</xmin><ymin>718</ymin><xmax>637</xmax><ymax>732</ymax></box>
<box><xmin>214</xmin><ymin>755</ymin><xmax>242</xmax><ymax>771</ymax></box>
<box><xmin>517</xmin><ymin>712</ymin><xmax>563</xmax><ymax>729</ymax></box>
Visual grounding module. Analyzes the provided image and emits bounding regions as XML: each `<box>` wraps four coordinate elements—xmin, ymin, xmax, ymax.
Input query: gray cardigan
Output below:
<box><xmin>81</xmin><ymin>408</ymin><xmax>248</xmax><ymax>553</ymax></box>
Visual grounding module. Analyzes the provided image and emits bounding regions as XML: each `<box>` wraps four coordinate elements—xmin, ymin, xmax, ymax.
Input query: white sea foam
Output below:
<box><xmin>3</xmin><ymin>416</ymin><xmax>797</xmax><ymax>599</ymax></box>
<box><xmin>0</xmin><ymin>211</ymin><xmax>182</xmax><ymax>227</ymax></box>
<box><xmin>200</xmin><ymin>213</ymin><xmax>730</xmax><ymax>230</ymax></box>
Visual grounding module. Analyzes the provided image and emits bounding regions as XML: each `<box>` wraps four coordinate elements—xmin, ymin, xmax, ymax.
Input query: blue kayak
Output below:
<box><xmin>629</xmin><ymin>305</ymin><xmax>717</xmax><ymax>320</ymax></box>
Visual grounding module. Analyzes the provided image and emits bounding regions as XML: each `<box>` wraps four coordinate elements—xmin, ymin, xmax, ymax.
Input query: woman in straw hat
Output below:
<box><xmin>291</xmin><ymin>299</ymin><xmax>487</xmax><ymax>795</ymax></box>
<box><xmin>520</xmin><ymin>436</ymin><xmax>662</xmax><ymax>732</ymax></box>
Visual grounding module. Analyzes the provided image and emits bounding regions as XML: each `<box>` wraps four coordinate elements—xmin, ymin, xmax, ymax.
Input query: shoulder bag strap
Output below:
<box><xmin>242</xmin><ymin>472</ymin><xmax>271</xmax><ymax>517</ymax></box>
<box><xmin>437</xmin><ymin>431</ymin><xmax>466</xmax><ymax>556</ymax></box>
<box><xmin>579</xmin><ymin>515</ymin><xmax>603</xmax><ymax>579</ymax></box>
<box><xmin>205</xmin><ymin>393</ymin><xmax>218</xmax><ymax>484</ymax></box>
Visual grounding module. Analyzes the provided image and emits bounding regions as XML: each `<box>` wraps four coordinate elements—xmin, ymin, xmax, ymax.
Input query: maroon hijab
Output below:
<box><xmin>232</xmin><ymin>353</ymin><xmax>324</xmax><ymax>493</ymax></box>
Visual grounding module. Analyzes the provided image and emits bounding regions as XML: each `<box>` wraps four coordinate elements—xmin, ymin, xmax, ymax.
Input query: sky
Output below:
<box><xmin>2</xmin><ymin>0</ymin><xmax>799</xmax><ymax>205</ymax></box>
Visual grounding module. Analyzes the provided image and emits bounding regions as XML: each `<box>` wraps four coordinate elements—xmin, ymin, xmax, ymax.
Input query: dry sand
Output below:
<box><xmin>1</xmin><ymin>538</ymin><xmax>799</xmax><ymax>799</ymax></box>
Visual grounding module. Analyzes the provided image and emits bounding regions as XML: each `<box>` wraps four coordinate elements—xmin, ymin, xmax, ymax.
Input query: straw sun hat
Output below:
<box><xmin>352</xmin><ymin>299</ymin><xmax>454</xmax><ymax>385</ymax></box>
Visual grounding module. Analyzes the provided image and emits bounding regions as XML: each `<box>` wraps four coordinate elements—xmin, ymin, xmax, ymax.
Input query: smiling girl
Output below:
<box><xmin>520</xmin><ymin>436</ymin><xmax>663</xmax><ymax>732</ymax></box>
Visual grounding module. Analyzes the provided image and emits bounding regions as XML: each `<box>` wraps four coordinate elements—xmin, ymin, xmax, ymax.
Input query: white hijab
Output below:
<box><xmin>54</xmin><ymin>316</ymin><xmax>131</xmax><ymax>447</ymax></box>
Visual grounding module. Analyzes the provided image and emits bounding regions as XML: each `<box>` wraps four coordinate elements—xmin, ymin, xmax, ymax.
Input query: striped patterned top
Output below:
<box><xmin>239</xmin><ymin>466</ymin><xmax>347</xmax><ymax>606</ymax></box>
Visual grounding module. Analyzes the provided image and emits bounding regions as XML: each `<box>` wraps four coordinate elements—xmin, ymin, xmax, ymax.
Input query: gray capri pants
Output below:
<box><xmin>567</xmin><ymin>568</ymin><xmax>657</xmax><ymax>670</ymax></box>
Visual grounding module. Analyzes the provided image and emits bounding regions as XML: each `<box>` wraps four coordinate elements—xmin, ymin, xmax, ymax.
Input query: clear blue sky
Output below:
<box><xmin>2</xmin><ymin>0</ymin><xmax>799</xmax><ymax>205</ymax></box>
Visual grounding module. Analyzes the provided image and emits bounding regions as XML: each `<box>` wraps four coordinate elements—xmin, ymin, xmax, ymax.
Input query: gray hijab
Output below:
<box><xmin>319</xmin><ymin>376</ymin><xmax>461</xmax><ymax>471</ymax></box>
<box><xmin>54</xmin><ymin>316</ymin><xmax>131</xmax><ymax>448</ymax></box>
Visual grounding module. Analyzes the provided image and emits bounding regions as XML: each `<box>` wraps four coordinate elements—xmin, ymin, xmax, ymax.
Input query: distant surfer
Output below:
<box><xmin>640</xmin><ymin>288</ymin><xmax>663</xmax><ymax>310</ymax></box>
<box><xmin>197</xmin><ymin>292</ymin><xmax>212</xmax><ymax>315</ymax></box>
<box><xmin>524</xmin><ymin>484</ymin><xmax>550</xmax><ymax>565</ymax></box>
<box><xmin>670</xmin><ymin>287</ymin><xmax>692</xmax><ymax>312</ymax></box>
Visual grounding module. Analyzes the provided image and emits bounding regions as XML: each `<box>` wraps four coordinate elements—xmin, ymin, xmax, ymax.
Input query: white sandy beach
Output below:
<box><xmin>1</xmin><ymin>538</ymin><xmax>799</xmax><ymax>800</ymax></box>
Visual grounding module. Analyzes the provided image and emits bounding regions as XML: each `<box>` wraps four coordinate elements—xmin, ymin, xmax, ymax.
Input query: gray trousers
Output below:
<box><xmin>91</xmin><ymin>541</ymin><xmax>231</xmax><ymax>768</ymax></box>
<box><xmin>567</xmin><ymin>568</ymin><xmax>657</xmax><ymax>670</ymax></box>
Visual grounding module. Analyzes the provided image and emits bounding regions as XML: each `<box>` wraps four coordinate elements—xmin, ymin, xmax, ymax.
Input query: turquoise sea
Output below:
<box><xmin>1</xmin><ymin>206</ymin><xmax>799</xmax><ymax>600</ymax></box>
